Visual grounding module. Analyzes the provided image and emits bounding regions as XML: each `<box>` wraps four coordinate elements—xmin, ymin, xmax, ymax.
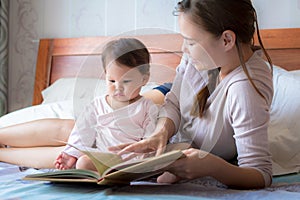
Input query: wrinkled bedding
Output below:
<box><xmin>1</xmin><ymin>162</ymin><xmax>300</xmax><ymax>200</ymax></box>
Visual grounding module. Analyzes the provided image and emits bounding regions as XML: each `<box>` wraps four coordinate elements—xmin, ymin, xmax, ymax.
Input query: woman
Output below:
<box><xmin>111</xmin><ymin>0</ymin><xmax>273</xmax><ymax>189</ymax></box>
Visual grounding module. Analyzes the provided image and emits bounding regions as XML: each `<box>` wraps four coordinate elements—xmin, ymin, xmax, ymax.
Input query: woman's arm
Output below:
<box><xmin>211</xmin><ymin>155</ymin><xmax>265</xmax><ymax>189</ymax></box>
<box><xmin>160</xmin><ymin>148</ymin><xmax>266</xmax><ymax>189</ymax></box>
<box><xmin>228</xmin><ymin>80</ymin><xmax>273</xmax><ymax>187</ymax></box>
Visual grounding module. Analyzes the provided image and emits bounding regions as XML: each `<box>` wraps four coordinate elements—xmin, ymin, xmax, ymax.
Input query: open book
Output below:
<box><xmin>23</xmin><ymin>143</ymin><xmax>187</xmax><ymax>185</ymax></box>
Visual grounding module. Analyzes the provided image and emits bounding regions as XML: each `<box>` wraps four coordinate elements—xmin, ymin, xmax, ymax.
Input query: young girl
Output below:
<box><xmin>54</xmin><ymin>38</ymin><xmax>160</xmax><ymax>170</ymax></box>
<box><xmin>111</xmin><ymin>0</ymin><xmax>274</xmax><ymax>189</ymax></box>
<box><xmin>0</xmin><ymin>38</ymin><xmax>168</xmax><ymax>169</ymax></box>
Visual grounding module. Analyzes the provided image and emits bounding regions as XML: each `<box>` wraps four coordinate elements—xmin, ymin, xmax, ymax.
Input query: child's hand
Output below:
<box><xmin>54</xmin><ymin>152</ymin><xmax>77</xmax><ymax>170</ymax></box>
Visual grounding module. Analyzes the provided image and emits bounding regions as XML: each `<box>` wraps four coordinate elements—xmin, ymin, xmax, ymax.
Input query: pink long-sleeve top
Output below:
<box><xmin>64</xmin><ymin>95</ymin><xmax>159</xmax><ymax>158</ymax></box>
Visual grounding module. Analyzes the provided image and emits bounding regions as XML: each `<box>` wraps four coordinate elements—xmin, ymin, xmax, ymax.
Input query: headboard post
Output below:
<box><xmin>33</xmin><ymin>39</ymin><xmax>53</xmax><ymax>105</ymax></box>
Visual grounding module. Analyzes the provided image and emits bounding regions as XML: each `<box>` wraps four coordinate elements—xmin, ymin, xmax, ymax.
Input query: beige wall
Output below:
<box><xmin>8</xmin><ymin>0</ymin><xmax>300</xmax><ymax>112</ymax></box>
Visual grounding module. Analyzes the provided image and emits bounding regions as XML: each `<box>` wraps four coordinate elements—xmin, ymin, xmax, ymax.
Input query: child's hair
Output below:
<box><xmin>174</xmin><ymin>0</ymin><xmax>273</xmax><ymax>118</ymax></box>
<box><xmin>101</xmin><ymin>38</ymin><xmax>150</xmax><ymax>75</ymax></box>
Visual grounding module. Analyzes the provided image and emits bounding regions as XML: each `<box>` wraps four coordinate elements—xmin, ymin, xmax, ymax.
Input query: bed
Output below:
<box><xmin>1</xmin><ymin>28</ymin><xmax>300</xmax><ymax>199</ymax></box>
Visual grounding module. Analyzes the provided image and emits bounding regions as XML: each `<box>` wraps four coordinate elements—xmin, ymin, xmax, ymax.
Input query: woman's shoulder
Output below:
<box><xmin>226</xmin><ymin>73</ymin><xmax>273</xmax><ymax>107</ymax></box>
<box><xmin>227</xmin><ymin>52</ymin><xmax>272</xmax><ymax>87</ymax></box>
<box><xmin>225</xmin><ymin>54</ymin><xmax>273</xmax><ymax>106</ymax></box>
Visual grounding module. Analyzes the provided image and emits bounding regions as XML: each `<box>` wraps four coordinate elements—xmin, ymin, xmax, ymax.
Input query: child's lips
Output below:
<box><xmin>114</xmin><ymin>93</ymin><xmax>125</xmax><ymax>97</ymax></box>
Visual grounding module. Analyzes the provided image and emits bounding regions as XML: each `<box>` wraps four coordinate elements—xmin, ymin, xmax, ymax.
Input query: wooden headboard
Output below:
<box><xmin>33</xmin><ymin>28</ymin><xmax>300</xmax><ymax>105</ymax></box>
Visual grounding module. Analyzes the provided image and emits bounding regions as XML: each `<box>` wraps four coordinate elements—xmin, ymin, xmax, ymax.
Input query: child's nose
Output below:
<box><xmin>114</xmin><ymin>82</ymin><xmax>124</xmax><ymax>90</ymax></box>
<box><xmin>181</xmin><ymin>40</ymin><xmax>189</xmax><ymax>54</ymax></box>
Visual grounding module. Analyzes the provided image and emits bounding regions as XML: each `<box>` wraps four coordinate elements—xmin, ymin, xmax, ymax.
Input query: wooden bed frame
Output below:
<box><xmin>32</xmin><ymin>28</ymin><xmax>300</xmax><ymax>105</ymax></box>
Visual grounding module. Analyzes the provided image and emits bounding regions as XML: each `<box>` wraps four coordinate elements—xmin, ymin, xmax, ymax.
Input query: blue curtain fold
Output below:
<box><xmin>0</xmin><ymin>0</ymin><xmax>8</xmax><ymax>116</ymax></box>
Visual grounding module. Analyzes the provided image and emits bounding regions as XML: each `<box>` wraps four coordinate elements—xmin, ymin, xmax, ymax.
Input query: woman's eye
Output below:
<box><xmin>109</xmin><ymin>80</ymin><xmax>115</xmax><ymax>83</ymax></box>
<box><xmin>188</xmin><ymin>42</ymin><xmax>195</xmax><ymax>46</ymax></box>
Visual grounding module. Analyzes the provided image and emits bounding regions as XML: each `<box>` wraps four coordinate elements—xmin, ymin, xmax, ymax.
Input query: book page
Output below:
<box><xmin>99</xmin><ymin>150</ymin><xmax>185</xmax><ymax>184</ymax></box>
<box><xmin>81</xmin><ymin>149</ymin><xmax>123</xmax><ymax>176</ymax></box>
<box><xmin>64</xmin><ymin>142</ymin><xmax>123</xmax><ymax>176</ymax></box>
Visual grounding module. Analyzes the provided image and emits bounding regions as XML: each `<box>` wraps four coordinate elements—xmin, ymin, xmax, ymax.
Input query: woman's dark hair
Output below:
<box><xmin>101</xmin><ymin>38</ymin><xmax>150</xmax><ymax>75</ymax></box>
<box><xmin>174</xmin><ymin>0</ymin><xmax>273</xmax><ymax>117</ymax></box>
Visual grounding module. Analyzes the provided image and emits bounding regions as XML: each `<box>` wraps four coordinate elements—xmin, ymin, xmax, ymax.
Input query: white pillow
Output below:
<box><xmin>41</xmin><ymin>77</ymin><xmax>159</xmax><ymax>104</ymax></box>
<box><xmin>0</xmin><ymin>101</ymin><xmax>74</xmax><ymax>128</ymax></box>
<box><xmin>269</xmin><ymin>66</ymin><xmax>300</xmax><ymax>175</ymax></box>
<box><xmin>41</xmin><ymin>78</ymin><xmax>106</xmax><ymax>104</ymax></box>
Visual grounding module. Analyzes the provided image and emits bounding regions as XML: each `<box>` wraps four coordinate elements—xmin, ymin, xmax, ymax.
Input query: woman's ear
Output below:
<box><xmin>222</xmin><ymin>30</ymin><xmax>236</xmax><ymax>51</ymax></box>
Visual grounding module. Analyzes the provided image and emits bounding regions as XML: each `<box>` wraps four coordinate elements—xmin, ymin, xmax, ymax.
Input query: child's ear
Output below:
<box><xmin>222</xmin><ymin>30</ymin><xmax>236</xmax><ymax>51</ymax></box>
<box><xmin>142</xmin><ymin>74</ymin><xmax>150</xmax><ymax>85</ymax></box>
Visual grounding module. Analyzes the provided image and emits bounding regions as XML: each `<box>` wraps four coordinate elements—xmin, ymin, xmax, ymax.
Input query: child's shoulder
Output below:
<box><xmin>138</xmin><ymin>97</ymin><xmax>160</xmax><ymax>113</ymax></box>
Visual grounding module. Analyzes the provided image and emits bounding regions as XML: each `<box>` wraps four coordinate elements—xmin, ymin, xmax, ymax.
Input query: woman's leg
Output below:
<box><xmin>0</xmin><ymin>119</ymin><xmax>74</xmax><ymax>147</ymax></box>
<box><xmin>0</xmin><ymin>146</ymin><xmax>65</xmax><ymax>169</ymax></box>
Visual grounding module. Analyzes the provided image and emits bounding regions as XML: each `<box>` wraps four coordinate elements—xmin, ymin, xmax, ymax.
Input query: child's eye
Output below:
<box><xmin>109</xmin><ymin>80</ymin><xmax>115</xmax><ymax>83</ymax></box>
<box><xmin>184</xmin><ymin>39</ymin><xmax>195</xmax><ymax>47</ymax></box>
<box><xmin>123</xmin><ymin>80</ymin><xmax>132</xmax><ymax>84</ymax></box>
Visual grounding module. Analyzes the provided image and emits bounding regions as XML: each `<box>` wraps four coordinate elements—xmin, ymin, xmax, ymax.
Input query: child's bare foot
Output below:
<box><xmin>54</xmin><ymin>152</ymin><xmax>77</xmax><ymax>170</ymax></box>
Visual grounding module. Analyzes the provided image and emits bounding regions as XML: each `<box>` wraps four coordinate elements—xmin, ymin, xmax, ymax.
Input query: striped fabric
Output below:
<box><xmin>0</xmin><ymin>0</ymin><xmax>8</xmax><ymax>116</ymax></box>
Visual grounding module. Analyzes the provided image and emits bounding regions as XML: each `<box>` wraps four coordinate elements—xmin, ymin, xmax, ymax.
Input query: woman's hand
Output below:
<box><xmin>157</xmin><ymin>148</ymin><xmax>217</xmax><ymax>183</ymax></box>
<box><xmin>108</xmin><ymin>126</ymin><xmax>169</xmax><ymax>159</ymax></box>
<box><xmin>108</xmin><ymin>118</ymin><xmax>174</xmax><ymax>158</ymax></box>
<box><xmin>158</xmin><ymin>148</ymin><xmax>266</xmax><ymax>189</ymax></box>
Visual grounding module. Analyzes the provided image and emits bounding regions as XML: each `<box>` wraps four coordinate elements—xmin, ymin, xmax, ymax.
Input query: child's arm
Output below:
<box><xmin>55</xmin><ymin>100</ymin><xmax>98</xmax><ymax>170</ymax></box>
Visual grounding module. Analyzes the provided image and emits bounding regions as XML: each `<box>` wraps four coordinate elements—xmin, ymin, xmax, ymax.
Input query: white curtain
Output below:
<box><xmin>0</xmin><ymin>0</ymin><xmax>8</xmax><ymax>116</ymax></box>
